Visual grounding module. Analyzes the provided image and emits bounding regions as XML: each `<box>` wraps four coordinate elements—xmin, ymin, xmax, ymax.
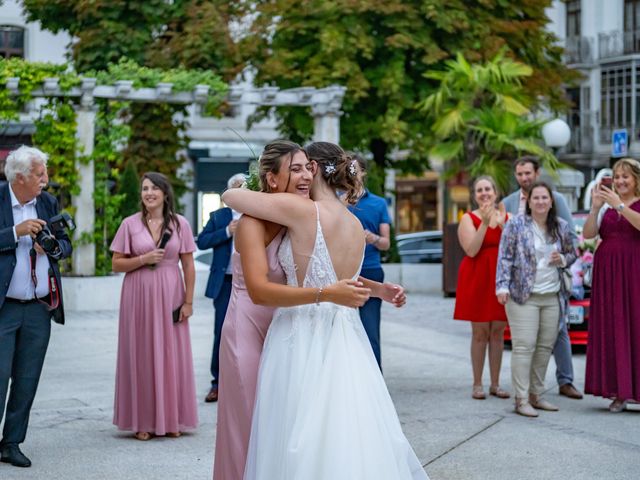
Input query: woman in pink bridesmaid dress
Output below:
<box><xmin>213</xmin><ymin>141</ymin><xmax>405</xmax><ymax>480</ymax></box>
<box><xmin>110</xmin><ymin>172</ymin><xmax>197</xmax><ymax>440</ymax></box>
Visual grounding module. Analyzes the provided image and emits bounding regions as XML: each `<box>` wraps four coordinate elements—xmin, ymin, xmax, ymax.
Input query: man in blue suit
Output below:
<box><xmin>197</xmin><ymin>173</ymin><xmax>245</xmax><ymax>403</ymax></box>
<box><xmin>0</xmin><ymin>146</ymin><xmax>72</xmax><ymax>468</ymax></box>
<box><xmin>501</xmin><ymin>155</ymin><xmax>583</xmax><ymax>401</ymax></box>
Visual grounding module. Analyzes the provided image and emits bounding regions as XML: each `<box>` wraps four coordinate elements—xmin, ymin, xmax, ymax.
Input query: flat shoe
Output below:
<box><xmin>134</xmin><ymin>432</ymin><xmax>152</xmax><ymax>441</ymax></box>
<box><xmin>166</xmin><ymin>432</ymin><xmax>182</xmax><ymax>438</ymax></box>
<box><xmin>609</xmin><ymin>399</ymin><xmax>627</xmax><ymax>413</ymax></box>
<box><xmin>515</xmin><ymin>400</ymin><xmax>538</xmax><ymax>418</ymax></box>
<box><xmin>489</xmin><ymin>386</ymin><xmax>511</xmax><ymax>399</ymax></box>
<box><xmin>530</xmin><ymin>396</ymin><xmax>559</xmax><ymax>411</ymax></box>
<box><xmin>472</xmin><ymin>385</ymin><xmax>486</xmax><ymax>400</ymax></box>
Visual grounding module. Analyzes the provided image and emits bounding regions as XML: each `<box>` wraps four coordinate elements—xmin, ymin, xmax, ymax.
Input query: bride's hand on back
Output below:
<box><xmin>324</xmin><ymin>279</ymin><xmax>371</xmax><ymax>308</ymax></box>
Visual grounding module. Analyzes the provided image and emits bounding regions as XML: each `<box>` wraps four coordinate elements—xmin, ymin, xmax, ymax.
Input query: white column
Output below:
<box><xmin>311</xmin><ymin>86</ymin><xmax>346</xmax><ymax>143</ymax></box>
<box><xmin>312</xmin><ymin>112</ymin><xmax>341</xmax><ymax>143</ymax></box>
<box><xmin>72</xmin><ymin>105</ymin><xmax>96</xmax><ymax>275</ymax></box>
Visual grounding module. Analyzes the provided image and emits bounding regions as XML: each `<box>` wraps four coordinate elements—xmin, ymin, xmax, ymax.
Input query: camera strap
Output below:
<box><xmin>29</xmin><ymin>245</ymin><xmax>60</xmax><ymax>311</ymax></box>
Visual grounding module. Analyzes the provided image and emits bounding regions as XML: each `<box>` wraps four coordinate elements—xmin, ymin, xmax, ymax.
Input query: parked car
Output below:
<box><xmin>504</xmin><ymin>211</ymin><xmax>591</xmax><ymax>347</ymax></box>
<box><xmin>193</xmin><ymin>247</ymin><xmax>213</xmax><ymax>272</ymax></box>
<box><xmin>395</xmin><ymin>230</ymin><xmax>443</xmax><ymax>263</ymax></box>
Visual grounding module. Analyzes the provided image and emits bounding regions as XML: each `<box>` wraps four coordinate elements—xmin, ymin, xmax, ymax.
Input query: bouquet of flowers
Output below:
<box><xmin>570</xmin><ymin>230</ymin><xmax>597</xmax><ymax>297</ymax></box>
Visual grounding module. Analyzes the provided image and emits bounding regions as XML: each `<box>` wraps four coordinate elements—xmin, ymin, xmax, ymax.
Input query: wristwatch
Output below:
<box><xmin>617</xmin><ymin>203</ymin><xmax>625</xmax><ymax>212</ymax></box>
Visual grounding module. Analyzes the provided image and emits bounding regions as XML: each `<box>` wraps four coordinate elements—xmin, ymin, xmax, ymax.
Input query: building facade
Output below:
<box><xmin>548</xmin><ymin>0</ymin><xmax>640</xmax><ymax>171</ymax></box>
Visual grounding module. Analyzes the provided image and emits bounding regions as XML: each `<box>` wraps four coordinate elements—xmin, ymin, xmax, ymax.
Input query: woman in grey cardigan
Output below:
<box><xmin>496</xmin><ymin>182</ymin><xmax>577</xmax><ymax>417</ymax></box>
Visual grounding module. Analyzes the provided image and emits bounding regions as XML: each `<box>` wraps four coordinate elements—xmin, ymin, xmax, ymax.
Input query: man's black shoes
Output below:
<box><xmin>0</xmin><ymin>445</ymin><xmax>32</xmax><ymax>468</ymax></box>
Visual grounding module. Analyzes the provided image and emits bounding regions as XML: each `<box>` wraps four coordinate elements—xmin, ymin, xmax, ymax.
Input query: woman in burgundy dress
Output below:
<box><xmin>583</xmin><ymin>158</ymin><xmax>640</xmax><ymax>413</ymax></box>
<box><xmin>110</xmin><ymin>172</ymin><xmax>197</xmax><ymax>440</ymax></box>
<box><xmin>454</xmin><ymin>175</ymin><xmax>510</xmax><ymax>400</ymax></box>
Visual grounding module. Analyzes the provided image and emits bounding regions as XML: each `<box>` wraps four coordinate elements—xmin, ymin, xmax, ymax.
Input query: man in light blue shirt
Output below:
<box><xmin>347</xmin><ymin>155</ymin><xmax>391</xmax><ymax>369</ymax></box>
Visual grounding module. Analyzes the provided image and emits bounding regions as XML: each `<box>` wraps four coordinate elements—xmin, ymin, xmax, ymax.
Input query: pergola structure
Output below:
<box><xmin>3</xmin><ymin>77</ymin><xmax>346</xmax><ymax>275</ymax></box>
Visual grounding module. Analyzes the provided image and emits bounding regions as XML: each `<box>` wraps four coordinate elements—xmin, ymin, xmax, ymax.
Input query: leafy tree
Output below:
<box><xmin>240</xmin><ymin>0</ymin><xmax>577</xmax><ymax>179</ymax></box>
<box><xmin>420</xmin><ymin>50</ymin><xmax>558</xmax><ymax>193</ymax></box>
<box><xmin>21</xmin><ymin>1</ymin><xmax>235</xmax><ymax>204</ymax></box>
<box><xmin>21</xmin><ymin>0</ymin><xmax>173</xmax><ymax>72</ymax></box>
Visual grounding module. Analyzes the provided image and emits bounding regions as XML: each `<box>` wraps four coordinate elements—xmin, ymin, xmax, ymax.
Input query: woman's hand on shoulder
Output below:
<box><xmin>324</xmin><ymin>279</ymin><xmax>371</xmax><ymax>308</ymax></box>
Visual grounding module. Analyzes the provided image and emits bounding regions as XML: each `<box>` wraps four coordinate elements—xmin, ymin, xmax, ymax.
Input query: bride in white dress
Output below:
<box><xmin>222</xmin><ymin>141</ymin><xmax>429</xmax><ymax>480</ymax></box>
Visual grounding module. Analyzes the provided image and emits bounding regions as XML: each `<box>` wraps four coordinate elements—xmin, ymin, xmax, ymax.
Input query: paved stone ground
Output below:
<box><xmin>1</xmin><ymin>293</ymin><xmax>638</xmax><ymax>479</ymax></box>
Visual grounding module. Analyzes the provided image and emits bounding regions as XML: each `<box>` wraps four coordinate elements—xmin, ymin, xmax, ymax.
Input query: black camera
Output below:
<box><xmin>35</xmin><ymin>212</ymin><xmax>75</xmax><ymax>259</ymax></box>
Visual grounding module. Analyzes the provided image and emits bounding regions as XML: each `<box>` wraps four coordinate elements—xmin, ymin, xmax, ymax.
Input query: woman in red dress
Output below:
<box><xmin>454</xmin><ymin>176</ymin><xmax>510</xmax><ymax>400</ymax></box>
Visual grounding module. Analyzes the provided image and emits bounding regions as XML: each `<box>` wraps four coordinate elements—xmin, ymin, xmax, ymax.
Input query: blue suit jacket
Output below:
<box><xmin>0</xmin><ymin>182</ymin><xmax>73</xmax><ymax>324</ymax></box>
<box><xmin>197</xmin><ymin>207</ymin><xmax>233</xmax><ymax>300</ymax></box>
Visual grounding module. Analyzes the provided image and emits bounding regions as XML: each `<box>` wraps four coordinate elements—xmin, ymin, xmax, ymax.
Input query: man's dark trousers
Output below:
<box><xmin>0</xmin><ymin>301</ymin><xmax>51</xmax><ymax>447</ymax></box>
<box><xmin>211</xmin><ymin>275</ymin><xmax>232</xmax><ymax>387</ymax></box>
<box><xmin>198</xmin><ymin>207</ymin><xmax>233</xmax><ymax>389</ymax></box>
<box><xmin>358</xmin><ymin>267</ymin><xmax>384</xmax><ymax>369</ymax></box>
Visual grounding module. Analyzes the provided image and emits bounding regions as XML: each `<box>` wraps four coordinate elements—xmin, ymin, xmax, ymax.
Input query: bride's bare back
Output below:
<box><xmin>287</xmin><ymin>200</ymin><xmax>365</xmax><ymax>286</ymax></box>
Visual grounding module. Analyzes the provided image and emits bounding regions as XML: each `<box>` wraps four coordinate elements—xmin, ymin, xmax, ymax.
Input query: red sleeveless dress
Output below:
<box><xmin>453</xmin><ymin>212</ymin><xmax>508</xmax><ymax>322</ymax></box>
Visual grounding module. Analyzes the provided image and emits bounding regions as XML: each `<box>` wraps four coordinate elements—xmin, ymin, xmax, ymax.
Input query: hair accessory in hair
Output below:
<box><xmin>348</xmin><ymin>159</ymin><xmax>358</xmax><ymax>176</ymax></box>
<box><xmin>324</xmin><ymin>163</ymin><xmax>336</xmax><ymax>176</ymax></box>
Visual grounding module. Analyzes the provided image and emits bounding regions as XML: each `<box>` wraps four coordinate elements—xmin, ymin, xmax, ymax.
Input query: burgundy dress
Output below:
<box><xmin>454</xmin><ymin>212</ymin><xmax>508</xmax><ymax>322</ymax></box>
<box><xmin>110</xmin><ymin>213</ymin><xmax>198</xmax><ymax>434</ymax></box>
<box><xmin>585</xmin><ymin>201</ymin><xmax>640</xmax><ymax>402</ymax></box>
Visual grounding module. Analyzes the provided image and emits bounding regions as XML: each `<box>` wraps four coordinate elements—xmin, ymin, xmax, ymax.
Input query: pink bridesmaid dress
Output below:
<box><xmin>213</xmin><ymin>229</ymin><xmax>285</xmax><ymax>480</ymax></box>
<box><xmin>110</xmin><ymin>213</ymin><xmax>198</xmax><ymax>435</ymax></box>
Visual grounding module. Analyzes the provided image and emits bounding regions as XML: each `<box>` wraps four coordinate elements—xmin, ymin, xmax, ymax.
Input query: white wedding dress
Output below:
<box><xmin>244</xmin><ymin>204</ymin><xmax>429</xmax><ymax>480</ymax></box>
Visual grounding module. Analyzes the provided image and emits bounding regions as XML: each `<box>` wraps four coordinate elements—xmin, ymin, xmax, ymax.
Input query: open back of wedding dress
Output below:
<box><xmin>244</xmin><ymin>204</ymin><xmax>429</xmax><ymax>480</ymax></box>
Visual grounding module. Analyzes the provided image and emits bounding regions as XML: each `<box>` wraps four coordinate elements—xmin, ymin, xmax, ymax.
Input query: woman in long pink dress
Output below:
<box><xmin>213</xmin><ymin>141</ymin><xmax>405</xmax><ymax>479</ymax></box>
<box><xmin>110</xmin><ymin>172</ymin><xmax>197</xmax><ymax>440</ymax></box>
<box><xmin>583</xmin><ymin>158</ymin><xmax>640</xmax><ymax>412</ymax></box>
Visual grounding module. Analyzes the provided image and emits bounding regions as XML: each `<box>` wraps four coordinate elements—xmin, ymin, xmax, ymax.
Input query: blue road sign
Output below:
<box><xmin>612</xmin><ymin>129</ymin><xmax>628</xmax><ymax>157</ymax></box>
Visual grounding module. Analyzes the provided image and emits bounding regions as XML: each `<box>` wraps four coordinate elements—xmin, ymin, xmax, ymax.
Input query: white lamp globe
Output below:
<box><xmin>542</xmin><ymin>118</ymin><xmax>571</xmax><ymax>148</ymax></box>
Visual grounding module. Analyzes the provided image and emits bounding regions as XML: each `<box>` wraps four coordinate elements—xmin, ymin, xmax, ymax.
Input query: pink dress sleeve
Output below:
<box><xmin>177</xmin><ymin>215</ymin><xmax>196</xmax><ymax>254</ymax></box>
<box><xmin>110</xmin><ymin>216</ymin><xmax>132</xmax><ymax>254</ymax></box>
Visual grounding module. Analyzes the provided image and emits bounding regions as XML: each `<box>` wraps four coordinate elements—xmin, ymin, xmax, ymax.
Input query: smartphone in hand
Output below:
<box><xmin>601</xmin><ymin>176</ymin><xmax>613</xmax><ymax>188</ymax></box>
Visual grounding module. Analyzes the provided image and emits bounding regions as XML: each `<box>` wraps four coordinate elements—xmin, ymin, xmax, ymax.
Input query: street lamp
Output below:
<box><xmin>541</xmin><ymin>118</ymin><xmax>571</xmax><ymax>154</ymax></box>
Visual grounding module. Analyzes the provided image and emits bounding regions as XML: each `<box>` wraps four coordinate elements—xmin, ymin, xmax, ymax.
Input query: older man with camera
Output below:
<box><xmin>0</xmin><ymin>146</ymin><xmax>72</xmax><ymax>468</ymax></box>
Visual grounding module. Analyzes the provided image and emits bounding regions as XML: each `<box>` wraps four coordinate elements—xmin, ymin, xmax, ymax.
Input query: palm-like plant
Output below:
<box><xmin>420</xmin><ymin>49</ymin><xmax>559</xmax><ymax>194</ymax></box>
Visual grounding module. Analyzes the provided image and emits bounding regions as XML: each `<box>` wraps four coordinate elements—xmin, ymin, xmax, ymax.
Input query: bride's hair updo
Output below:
<box><xmin>304</xmin><ymin>142</ymin><xmax>362</xmax><ymax>204</ymax></box>
<box><xmin>258</xmin><ymin>140</ymin><xmax>306</xmax><ymax>192</ymax></box>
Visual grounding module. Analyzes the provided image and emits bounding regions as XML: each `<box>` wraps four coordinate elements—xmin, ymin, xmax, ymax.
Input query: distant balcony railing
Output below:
<box><xmin>599</xmin><ymin>29</ymin><xmax>640</xmax><ymax>59</ymax></box>
<box><xmin>565</xmin><ymin>36</ymin><xmax>594</xmax><ymax>65</ymax></box>
<box><xmin>599</xmin><ymin>31</ymin><xmax>624</xmax><ymax>58</ymax></box>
